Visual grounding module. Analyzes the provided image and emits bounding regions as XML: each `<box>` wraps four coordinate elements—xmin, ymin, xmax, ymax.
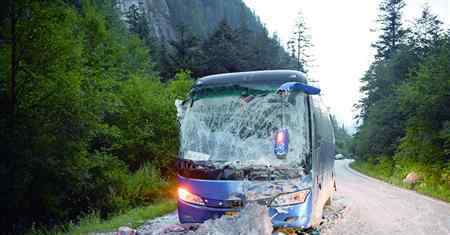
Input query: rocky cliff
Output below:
<box><xmin>116</xmin><ymin>0</ymin><xmax>264</xmax><ymax>41</ymax></box>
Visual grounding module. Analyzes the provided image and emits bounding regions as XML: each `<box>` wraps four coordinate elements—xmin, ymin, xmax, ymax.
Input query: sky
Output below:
<box><xmin>242</xmin><ymin>0</ymin><xmax>449</xmax><ymax>132</ymax></box>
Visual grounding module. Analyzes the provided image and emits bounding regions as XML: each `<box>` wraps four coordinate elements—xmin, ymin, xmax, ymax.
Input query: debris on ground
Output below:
<box><xmin>93</xmin><ymin>195</ymin><xmax>348</xmax><ymax>235</ymax></box>
<box><xmin>135</xmin><ymin>196</ymin><xmax>348</xmax><ymax>235</ymax></box>
<box><xmin>319</xmin><ymin>196</ymin><xmax>347</xmax><ymax>234</ymax></box>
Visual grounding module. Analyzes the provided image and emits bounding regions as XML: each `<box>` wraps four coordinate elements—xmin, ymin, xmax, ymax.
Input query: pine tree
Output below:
<box><xmin>166</xmin><ymin>25</ymin><xmax>203</xmax><ymax>77</ymax></box>
<box><xmin>408</xmin><ymin>5</ymin><xmax>443</xmax><ymax>57</ymax></box>
<box><xmin>125</xmin><ymin>4</ymin><xmax>151</xmax><ymax>44</ymax></box>
<box><xmin>235</xmin><ymin>6</ymin><xmax>258</xmax><ymax>71</ymax></box>
<box><xmin>372</xmin><ymin>0</ymin><xmax>407</xmax><ymax>60</ymax></box>
<box><xmin>202</xmin><ymin>20</ymin><xmax>240</xmax><ymax>74</ymax></box>
<box><xmin>288</xmin><ymin>11</ymin><xmax>313</xmax><ymax>73</ymax></box>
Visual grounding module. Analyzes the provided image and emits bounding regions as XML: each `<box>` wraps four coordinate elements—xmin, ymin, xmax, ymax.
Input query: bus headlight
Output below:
<box><xmin>270</xmin><ymin>189</ymin><xmax>310</xmax><ymax>207</ymax></box>
<box><xmin>178</xmin><ymin>188</ymin><xmax>205</xmax><ymax>206</ymax></box>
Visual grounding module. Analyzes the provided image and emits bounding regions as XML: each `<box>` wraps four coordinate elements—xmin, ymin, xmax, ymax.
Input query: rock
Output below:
<box><xmin>186</xmin><ymin>203</ymin><xmax>273</xmax><ymax>235</ymax></box>
<box><xmin>403</xmin><ymin>172</ymin><xmax>421</xmax><ymax>184</ymax></box>
<box><xmin>116</xmin><ymin>0</ymin><xmax>176</xmax><ymax>41</ymax></box>
<box><xmin>117</xmin><ymin>226</ymin><xmax>138</xmax><ymax>235</ymax></box>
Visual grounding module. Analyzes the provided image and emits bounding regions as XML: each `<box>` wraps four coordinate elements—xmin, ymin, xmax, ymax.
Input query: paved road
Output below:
<box><xmin>325</xmin><ymin>159</ymin><xmax>450</xmax><ymax>235</ymax></box>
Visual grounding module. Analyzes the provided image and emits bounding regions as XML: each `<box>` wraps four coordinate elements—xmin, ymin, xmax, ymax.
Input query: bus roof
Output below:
<box><xmin>194</xmin><ymin>70</ymin><xmax>308</xmax><ymax>89</ymax></box>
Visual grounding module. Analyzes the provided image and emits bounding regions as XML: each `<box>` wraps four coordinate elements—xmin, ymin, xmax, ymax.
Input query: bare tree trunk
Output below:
<box><xmin>10</xmin><ymin>0</ymin><xmax>17</xmax><ymax>116</ymax></box>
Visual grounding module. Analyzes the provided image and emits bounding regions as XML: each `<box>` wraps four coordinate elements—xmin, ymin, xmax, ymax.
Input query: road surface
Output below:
<box><xmin>325</xmin><ymin>159</ymin><xmax>450</xmax><ymax>235</ymax></box>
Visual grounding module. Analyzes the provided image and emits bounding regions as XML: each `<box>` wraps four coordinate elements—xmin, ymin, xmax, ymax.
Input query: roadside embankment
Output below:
<box><xmin>350</xmin><ymin>160</ymin><xmax>450</xmax><ymax>203</ymax></box>
<box><xmin>27</xmin><ymin>200</ymin><xmax>176</xmax><ymax>235</ymax></box>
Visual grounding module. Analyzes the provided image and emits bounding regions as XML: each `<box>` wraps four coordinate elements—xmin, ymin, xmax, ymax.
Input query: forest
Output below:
<box><xmin>3</xmin><ymin>0</ymin><xmax>448</xmax><ymax>234</ymax></box>
<box><xmin>0</xmin><ymin>0</ymin><xmax>306</xmax><ymax>233</ymax></box>
<box><xmin>351</xmin><ymin>0</ymin><xmax>449</xmax><ymax>202</ymax></box>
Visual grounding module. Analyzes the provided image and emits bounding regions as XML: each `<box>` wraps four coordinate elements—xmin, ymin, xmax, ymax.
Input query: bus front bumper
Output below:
<box><xmin>178</xmin><ymin>194</ymin><xmax>313</xmax><ymax>230</ymax></box>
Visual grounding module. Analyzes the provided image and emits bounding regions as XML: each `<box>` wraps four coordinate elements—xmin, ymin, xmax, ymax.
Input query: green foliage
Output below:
<box><xmin>394</xmin><ymin>38</ymin><xmax>450</xmax><ymax>192</ymax></box>
<box><xmin>159</xmin><ymin>0</ymin><xmax>287</xmax><ymax>79</ymax></box>
<box><xmin>114</xmin><ymin>164</ymin><xmax>170</xmax><ymax>209</ymax></box>
<box><xmin>330</xmin><ymin>115</ymin><xmax>352</xmax><ymax>155</ymax></box>
<box><xmin>202</xmin><ymin>21</ymin><xmax>241</xmax><ymax>74</ymax></box>
<box><xmin>167</xmin><ymin>70</ymin><xmax>195</xmax><ymax>100</ymax></box>
<box><xmin>288</xmin><ymin>11</ymin><xmax>313</xmax><ymax>73</ymax></box>
<box><xmin>0</xmin><ymin>0</ymin><xmax>297</xmax><ymax>233</ymax></box>
<box><xmin>159</xmin><ymin>20</ymin><xmax>299</xmax><ymax>79</ymax></box>
<box><xmin>0</xmin><ymin>0</ymin><xmax>192</xmax><ymax>233</ymax></box>
<box><xmin>353</xmin><ymin>2</ymin><xmax>449</xmax><ymax>202</ymax></box>
<box><xmin>372</xmin><ymin>0</ymin><xmax>408</xmax><ymax>60</ymax></box>
<box><xmin>110</xmin><ymin>75</ymin><xmax>181</xmax><ymax>170</ymax></box>
<box><xmin>408</xmin><ymin>5</ymin><xmax>444</xmax><ymax>58</ymax></box>
<box><xmin>125</xmin><ymin>165</ymin><xmax>167</xmax><ymax>204</ymax></box>
<box><xmin>165</xmin><ymin>0</ymin><xmax>263</xmax><ymax>40</ymax></box>
<box><xmin>351</xmin><ymin>159</ymin><xmax>450</xmax><ymax>202</ymax></box>
<box><xmin>26</xmin><ymin>200</ymin><xmax>176</xmax><ymax>235</ymax></box>
<box><xmin>125</xmin><ymin>4</ymin><xmax>150</xmax><ymax>42</ymax></box>
<box><xmin>160</xmin><ymin>26</ymin><xmax>204</xmax><ymax>79</ymax></box>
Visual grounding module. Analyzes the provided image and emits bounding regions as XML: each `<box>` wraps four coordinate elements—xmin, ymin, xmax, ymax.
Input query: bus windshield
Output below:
<box><xmin>179</xmin><ymin>87</ymin><xmax>310</xmax><ymax>170</ymax></box>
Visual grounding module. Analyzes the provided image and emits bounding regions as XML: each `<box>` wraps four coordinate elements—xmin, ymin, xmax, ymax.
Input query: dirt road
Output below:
<box><xmin>325</xmin><ymin>159</ymin><xmax>450</xmax><ymax>235</ymax></box>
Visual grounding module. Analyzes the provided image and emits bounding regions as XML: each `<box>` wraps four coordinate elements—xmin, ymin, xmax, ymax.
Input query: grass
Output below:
<box><xmin>350</xmin><ymin>160</ymin><xmax>450</xmax><ymax>203</ymax></box>
<box><xmin>28</xmin><ymin>199</ymin><xmax>177</xmax><ymax>235</ymax></box>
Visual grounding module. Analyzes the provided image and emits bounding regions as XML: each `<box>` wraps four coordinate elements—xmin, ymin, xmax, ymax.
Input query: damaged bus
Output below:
<box><xmin>175</xmin><ymin>70</ymin><xmax>336</xmax><ymax>232</ymax></box>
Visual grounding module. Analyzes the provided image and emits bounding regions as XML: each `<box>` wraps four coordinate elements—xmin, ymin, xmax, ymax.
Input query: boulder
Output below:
<box><xmin>403</xmin><ymin>172</ymin><xmax>421</xmax><ymax>185</ymax></box>
<box><xmin>117</xmin><ymin>226</ymin><xmax>137</xmax><ymax>235</ymax></box>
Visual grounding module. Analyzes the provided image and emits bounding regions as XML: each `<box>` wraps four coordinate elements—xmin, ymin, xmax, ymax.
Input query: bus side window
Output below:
<box><xmin>294</xmin><ymin>93</ymin><xmax>311</xmax><ymax>157</ymax></box>
<box><xmin>319</xmin><ymin>98</ymin><xmax>333</xmax><ymax>144</ymax></box>
<box><xmin>312</xmin><ymin>96</ymin><xmax>322</xmax><ymax>148</ymax></box>
<box><xmin>312</xmin><ymin>96</ymin><xmax>333</xmax><ymax>147</ymax></box>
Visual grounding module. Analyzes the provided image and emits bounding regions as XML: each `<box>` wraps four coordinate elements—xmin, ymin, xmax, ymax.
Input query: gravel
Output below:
<box><xmin>322</xmin><ymin>160</ymin><xmax>450</xmax><ymax>235</ymax></box>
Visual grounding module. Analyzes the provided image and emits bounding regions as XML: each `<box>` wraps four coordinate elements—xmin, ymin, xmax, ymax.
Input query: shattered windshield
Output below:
<box><xmin>179</xmin><ymin>87</ymin><xmax>309</xmax><ymax>170</ymax></box>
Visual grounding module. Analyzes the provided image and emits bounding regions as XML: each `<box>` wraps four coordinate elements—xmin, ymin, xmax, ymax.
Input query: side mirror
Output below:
<box><xmin>277</xmin><ymin>82</ymin><xmax>321</xmax><ymax>95</ymax></box>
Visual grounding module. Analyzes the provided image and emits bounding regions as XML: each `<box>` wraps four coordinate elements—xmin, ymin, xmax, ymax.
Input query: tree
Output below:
<box><xmin>408</xmin><ymin>5</ymin><xmax>444</xmax><ymax>57</ymax></box>
<box><xmin>330</xmin><ymin>115</ymin><xmax>352</xmax><ymax>155</ymax></box>
<box><xmin>125</xmin><ymin>3</ymin><xmax>153</xmax><ymax>47</ymax></box>
<box><xmin>250</xmin><ymin>28</ymin><xmax>281</xmax><ymax>70</ymax></box>
<box><xmin>2</xmin><ymin>0</ymin><xmax>20</xmax><ymax>117</ymax></box>
<box><xmin>0</xmin><ymin>0</ymin><xmax>322</xmax><ymax>232</ymax></box>
<box><xmin>234</xmin><ymin>11</ymin><xmax>258</xmax><ymax>71</ymax></box>
<box><xmin>353</xmin><ymin>0</ymin><xmax>449</xmax><ymax>200</ymax></box>
<box><xmin>157</xmin><ymin>25</ymin><xmax>204</xmax><ymax>80</ymax></box>
<box><xmin>168</xmin><ymin>25</ymin><xmax>203</xmax><ymax>76</ymax></box>
<box><xmin>355</xmin><ymin>0</ymin><xmax>413</xmax><ymax>160</ymax></box>
<box><xmin>202</xmin><ymin>20</ymin><xmax>241</xmax><ymax>74</ymax></box>
<box><xmin>393</xmin><ymin>33</ymin><xmax>449</xmax><ymax>190</ymax></box>
<box><xmin>357</xmin><ymin>0</ymin><xmax>417</xmax><ymax>121</ymax></box>
<box><xmin>288</xmin><ymin>11</ymin><xmax>313</xmax><ymax>73</ymax></box>
<box><xmin>372</xmin><ymin>0</ymin><xmax>407</xmax><ymax>60</ymax></box>
<box><xmin>0</xmin><ymin>1</ymin><xmax>178</xmax><ymax>232</ymax></box>
<box><xmin>125</xmin><ymin>4</ymin><xmax>147</xmax><ymax>39</ymax></box>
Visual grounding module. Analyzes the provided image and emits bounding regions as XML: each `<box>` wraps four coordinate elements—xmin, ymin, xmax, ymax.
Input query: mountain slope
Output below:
<box><xmin>116</xmin><ymin>0</ymin><xmax>264</xmax><ymax>41</ymax></box>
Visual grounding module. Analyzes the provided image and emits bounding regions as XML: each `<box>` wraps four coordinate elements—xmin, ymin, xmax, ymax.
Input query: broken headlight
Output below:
<box><xmin>270</xmin><ymin>189</ymin><xmax>310</xmax><ymax>207</ymax></box>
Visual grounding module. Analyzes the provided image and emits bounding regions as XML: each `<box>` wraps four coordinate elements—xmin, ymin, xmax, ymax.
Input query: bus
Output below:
<box><xmin>175</xmin><ymin>70</ymin><xmax>336</xmax><ymax>232</ymax></box>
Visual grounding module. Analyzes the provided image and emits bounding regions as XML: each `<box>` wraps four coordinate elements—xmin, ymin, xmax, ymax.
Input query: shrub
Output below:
<box><xmin>120</xmin><ymin>164</ymin><xmax>169</xmax><ymax>207</ymax></box>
